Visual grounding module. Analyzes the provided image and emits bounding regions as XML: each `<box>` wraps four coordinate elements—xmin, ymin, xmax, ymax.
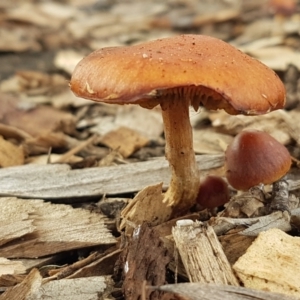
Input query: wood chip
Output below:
<box><xmin>37</xmin><ymin>276</ymin><xmax>113</xmax><ymax>299</ymax></box>
<box><xmin>172</xmin><ymin>221</ymin><xmax>239</xmax><ymax>285</ymax></box>
<box><xmin>0</xmin><ymin>154</ymin><xmax>224</xmax><ymax>199</ymax></box>
<box><xmin>233</xmin><ymin>228</ymin><xmax>300</xmax><ymax>298</ymax></box>
<box><xmin>120</xmin><ymin>183</ymin><xmax>172</xmax><ymax>229</ymax></box>
<box><xmin>0</xmin><ymin>197</ymin><xmax>35</xmax><ymax>247</ymax></box>
<box><xmin>0</xmin><ymin>268</ymin><xmax>42</xmax><ymax>300</ymax></box>
<box><xmin>0</xmin><ymin>268</ymin><xmax>113</xmax><ymax>300</ymax></box>
<box><xmin>154</xmin><ymin>282</ymin><xmax>298</xmax><ymax>300</ymax></box>
<box><xmin>0</xmin><ymin>197</ymin><xmax>116</xmax><ymax>258</ymax></box>
<box><xmin>0</xmin><ymin>258</ymin><xmax>26</xmax><ymax>276</ymax></box>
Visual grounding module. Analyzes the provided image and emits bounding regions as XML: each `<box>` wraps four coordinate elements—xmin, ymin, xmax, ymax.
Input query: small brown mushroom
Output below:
<box><xmin>268</xmin><ymin>0</ymin><xmax>297</xmax><ymax>36</ymax></box>
<box><xmin>268</xmin><ymin>0</ymin><xmax>296</xmax><ymax>17</ymax></box>
<box><xmin>70</xmin><ymin>34</ymin><xmax>285</xmax><ymax>218</ymax></box>
<box><xmin>225</xmin><ymin>129</ymin><xmax>291</xmax><ymax>191</ymax></box>
<box><xmin>195</xmin><ymin>175</ymin><xmax>230</xmax><ymax>209</ymax></box>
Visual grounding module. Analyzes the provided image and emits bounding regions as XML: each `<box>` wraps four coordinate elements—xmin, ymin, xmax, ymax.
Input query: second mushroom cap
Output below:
<box><xmin>225</xmin><ymin>130</ymin><xmax>291</xmax><ymax>190</ymax></box>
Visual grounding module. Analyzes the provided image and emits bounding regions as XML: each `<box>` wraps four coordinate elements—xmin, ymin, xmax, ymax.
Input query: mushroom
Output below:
<box><xmin>268</xmin><ymin>0</ymin><xmax>296</xmax><ymax>36</ymax></box>
<box><xmin>268</xmin><ymin>0</ymin><xmax>296</xmax><ymax>17</ymax></box>
<box><xmin>225</xmin><ymin>129</ymin><xmax>291</xmax><ymax>191</ymax></box>
<box><xmin>195</xmin><ymin>175</ymin><xmax>230</xmax><ymax>209</ymax></box>
<box><xmin>70</xmin><ymin>34</ymin><xmax>285</xmax><ymax>219</ymax></box>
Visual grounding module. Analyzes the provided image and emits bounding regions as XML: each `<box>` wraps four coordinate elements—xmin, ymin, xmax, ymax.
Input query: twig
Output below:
<box><xmin>55</xmin><ymin>135</ymin><xmax>97</xmax><ymax>163</ymax></box>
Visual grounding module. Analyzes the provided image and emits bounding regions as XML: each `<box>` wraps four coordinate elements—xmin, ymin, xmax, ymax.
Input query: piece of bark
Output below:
<box><xmin>154</xmin><ymin>282</ymin><xmax>299</xmax><ymax>300</ymax></box>
<box><xmin>233</xmin><ymin>228</ymin><xmax>300</xmax><ymax>298</ymax></box>
<box><xmin>0</xmin><ymin>154</ymin><xmax>224</xmax><ymax>199</ymax></box>
<box><xmin>172</xmin><ymin>221</ymin><xmax>239</xmax><ymax>285</ymax></box>
<box><xmin>118</xmin><ymin>223</ymin><xmax>171</xmax><ymax>300</ymax></box>
<box><xmin>100</xmin><ymin>126</ymin><xmax>149</xmax><ymax>158</ymax></box>
<box><xmin>218</xmin><ymin>229</ymin><xmax>256</xmax><ymax>265</ymax></box>
<box><xmin>0</xmin><ymin>197</ymin><xmax>116</xmax><ymax>258</ymax></box>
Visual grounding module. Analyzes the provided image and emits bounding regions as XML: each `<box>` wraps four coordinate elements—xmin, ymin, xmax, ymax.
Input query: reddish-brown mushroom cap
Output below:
<box><xmin>268</xmin><ymin>0</ymin><xmax>296</xmax><ymax>17</ymax></box>
<box><xmin>196</xmin><ymin>175</ymin><xmax>230</xmax><ymax>209</ymax></box>
<box><xmin>225</xmin><ymin>130</ymin><xmax>291</xmax><ymax>190</ymax></box>
<box><xmin>70</xmin><ymin>34</ymin><xmax>286</xmax><ymax>218</ymax></box>
<box><xmin>71</xmin><ymin>34</ymin><xmax>285</xmax><ymax>115</ymax></box>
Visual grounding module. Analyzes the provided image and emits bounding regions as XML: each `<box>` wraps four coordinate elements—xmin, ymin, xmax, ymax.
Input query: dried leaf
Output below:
<box><xmin>1</xmin><ymin>104</ymin><xmax>76</xmax><ymax>137</ymax></box>
<box><xmin>210</xmin><ymin>110</ymin><xmax>291</xmax><ymax>145</ymax></box>
<box><xmin>193</xmin><ymin>129</ymin><xmax>233</xmax><ymax>154</ymax></box>
<box><xmin>246</xmin><ymin>46</ymin><xmax>300</xmax><ymax>71</ymax></box>
<box><xmin>100</xmin><ymin>126</ymin><xmax>149</xmax><ymax>158</ymax></box>
<box><xmin>0</xmin><ymin>23</ymin><xmax>41</xmax><ymax>52</ymax></box>
<box><xmin>0</xmin><ymin>136</ymin><xmax>24</xmax><ymax>167</ymax></box>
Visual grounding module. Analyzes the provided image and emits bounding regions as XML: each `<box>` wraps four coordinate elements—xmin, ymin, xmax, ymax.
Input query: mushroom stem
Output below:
<box><xmin>160</xmin><ymin>95</ymin><xmax>200</xmax><ymax>213</ymax></box>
